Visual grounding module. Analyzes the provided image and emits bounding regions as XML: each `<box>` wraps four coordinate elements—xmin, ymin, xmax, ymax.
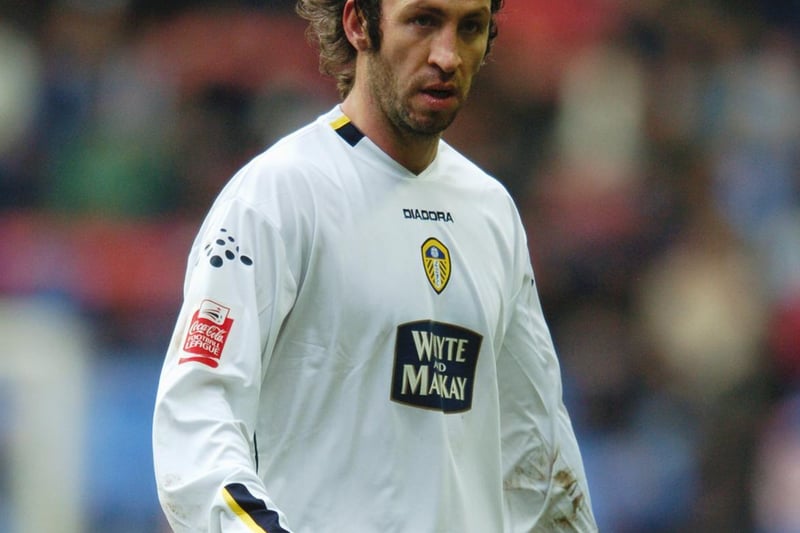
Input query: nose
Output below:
<box><xmin>428</xmin><ymin>26</ymin><xmax>462</xmax><ymax>74</ymax></box>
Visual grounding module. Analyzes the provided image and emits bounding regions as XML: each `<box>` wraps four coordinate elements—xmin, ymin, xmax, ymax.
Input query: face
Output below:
<box><xmin>365</xmin><ymin>0</ymin><xmax>492</xmax><ymax>138</ymax></box>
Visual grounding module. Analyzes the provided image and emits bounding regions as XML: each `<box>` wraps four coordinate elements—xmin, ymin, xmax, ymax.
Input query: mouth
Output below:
<box><xmin>421</xmin><ymin>85</ymin><xmax>458</xmax><ymax>100</ymax></box>
<box><xmin>417</xmin><ymin>84</ymin><xmax>461</xmax><ymax>113</ymax></box>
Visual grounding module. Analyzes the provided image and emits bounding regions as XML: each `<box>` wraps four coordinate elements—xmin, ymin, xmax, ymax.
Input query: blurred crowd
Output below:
<box><xmin>1</xmin><ymin>0</ymin><xmax>799</xmax><ymax>531</ymax></box>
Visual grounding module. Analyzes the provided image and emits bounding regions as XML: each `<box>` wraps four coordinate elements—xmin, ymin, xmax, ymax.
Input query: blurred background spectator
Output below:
<box><xmin>1</xmin><ymin>0</ymin><xmax>799</xmax><ymax>531</ymax></box>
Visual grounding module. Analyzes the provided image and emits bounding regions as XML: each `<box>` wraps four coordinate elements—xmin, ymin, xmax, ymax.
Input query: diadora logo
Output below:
<box><xmin>203</xmin><ymin>228</ymin><xmax>253</xmax><ymax>268</ymax></box>
<box><xmin>403</xmin><ymin>208</ymin><xmax>454</xmax><ymax>223</ymax></box>
<box><xmin>421</xmin><ymin>237</ymin><xmax>451</xmax><ymax>294</ymax></box>
<box><xmin>391</xmin><ymin>320</ymin><xmax>483</xmax><ymax>413</ymax></box>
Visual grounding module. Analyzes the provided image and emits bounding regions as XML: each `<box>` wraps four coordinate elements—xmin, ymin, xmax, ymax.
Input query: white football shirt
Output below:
<box><xmin>153</xmin><ymin>106</ymin><xmax>597</xmax><ymax>532</ymax></box>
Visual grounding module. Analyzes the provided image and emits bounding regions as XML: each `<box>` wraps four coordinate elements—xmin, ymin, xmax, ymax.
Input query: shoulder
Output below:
<box><xmin>437</xmin><ymin>141</ymin><xmax>518</xmax><ymax>214</ymax></box>
<box><xmin>219</xmin><ymin>111</ymin><xmax>342</xmax><ymax>207</ymax></box>
<box><xmin>438</xmin><ymin>142</ymin><xmax>509</xmax><ymax>193</ymax></box>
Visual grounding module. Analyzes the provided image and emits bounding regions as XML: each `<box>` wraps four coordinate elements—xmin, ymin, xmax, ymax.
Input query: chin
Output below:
<box><xmin>408</xmin><ymin>111</ymin><xmax>459</xmax><ymax>136</ymax></box>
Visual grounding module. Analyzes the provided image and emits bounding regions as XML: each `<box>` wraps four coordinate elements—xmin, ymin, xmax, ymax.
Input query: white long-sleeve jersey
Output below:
<box><xmin>153</xmin><ymin>106</ymin><xmax>596</xmax><ymax>533</ymax></box>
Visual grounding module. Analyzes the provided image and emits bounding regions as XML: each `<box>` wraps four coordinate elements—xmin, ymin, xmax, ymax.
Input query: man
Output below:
<box><xmin>152</xmin><ymin>0</ymin><xmax>597</xmax><ymax>531</ymax></box>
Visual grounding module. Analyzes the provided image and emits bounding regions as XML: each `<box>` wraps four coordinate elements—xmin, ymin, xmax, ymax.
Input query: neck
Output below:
<box><xmin>341</xmin><ymin>89</ymin><xmax>440</xmax><ymax>175</ymax></box>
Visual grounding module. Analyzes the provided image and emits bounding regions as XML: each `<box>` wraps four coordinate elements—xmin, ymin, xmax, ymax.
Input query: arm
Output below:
<box><xmin>153</xmin><ymin>196</ymin><xmax>297</xmax><ymax>532</ymax></box>
<box><xmin>498</xmin><ymin>228</ymin><xmax>597</xmax><ymax>532</ymax></box>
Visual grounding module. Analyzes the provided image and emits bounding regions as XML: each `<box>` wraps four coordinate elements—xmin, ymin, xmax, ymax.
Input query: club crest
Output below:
<box><xmin>421</xmin><ymin>237</ymin><xmax>451</xmax><ymax>294</ymax></box>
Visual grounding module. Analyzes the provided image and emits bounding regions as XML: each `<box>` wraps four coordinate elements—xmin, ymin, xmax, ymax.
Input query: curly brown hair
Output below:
<box><xmin>296</xmin><ymin>0</ymin><xmax>504</xmax><ymax>98</ymax></box>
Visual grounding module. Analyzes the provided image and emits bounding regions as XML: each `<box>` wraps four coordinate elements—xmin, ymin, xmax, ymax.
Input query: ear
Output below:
<box><xmin>343</xmin><ymin>0</ymin><xmax>370</xmax><ymax>51</ymax></box>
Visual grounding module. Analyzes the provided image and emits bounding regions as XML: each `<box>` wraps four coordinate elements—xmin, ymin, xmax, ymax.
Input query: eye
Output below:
<box><xmin>460</xmin><ymin>18</ymin><xmax>487</xmax><ymax>35</ymax></box>
<box><xmin>411</xmin><ymin>14</ymin><xmax>437</xmax><ymax>28</ymax></box>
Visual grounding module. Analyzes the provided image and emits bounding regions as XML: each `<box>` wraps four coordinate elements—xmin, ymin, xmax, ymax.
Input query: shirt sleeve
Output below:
<box><xmin>497</xmin><ymin>218</ymin><xmax>598</xmax><ymax>532</ymax></box>
<box><xmin>152</xmin><ymin>193</ymin><xmax>298</xmax><ymax>533</ymax></box>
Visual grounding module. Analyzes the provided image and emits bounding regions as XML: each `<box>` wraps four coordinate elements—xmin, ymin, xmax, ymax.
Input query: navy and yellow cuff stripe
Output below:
<box><xmin>330</xmin><ymin>115</ymin><xmax>365</xmax><ymax>147</ymax></box>
<box><xmin>222</xmin><ymin>483</ymin><xmax>289</xmax><ymax>533</ymax></box>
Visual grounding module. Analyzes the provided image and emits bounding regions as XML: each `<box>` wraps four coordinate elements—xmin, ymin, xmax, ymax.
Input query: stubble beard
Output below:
<box><xmin>366</xmin><ymin>51</ymin><xmax>461</xmax><ymax>140</ymax></box>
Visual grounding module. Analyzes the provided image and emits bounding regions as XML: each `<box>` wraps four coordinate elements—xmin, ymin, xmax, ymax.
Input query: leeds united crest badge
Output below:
<box><xmin>421</xmin><ymin>237</ymin><xmax>451</xmax><ymax>294</ymax></box>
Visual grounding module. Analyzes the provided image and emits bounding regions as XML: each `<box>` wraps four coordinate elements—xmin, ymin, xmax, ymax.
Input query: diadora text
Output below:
<box><xmin>403</xmin><ymin>209</ymin><xmax>454</xmax><ymax>223</ymax></box>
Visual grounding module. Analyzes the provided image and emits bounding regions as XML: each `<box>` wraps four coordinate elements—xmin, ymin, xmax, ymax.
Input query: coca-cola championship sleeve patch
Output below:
<box><xmin>180</xmin><ymin>299</ymin><xmax>234</xmax><ymax>368</ymax></box>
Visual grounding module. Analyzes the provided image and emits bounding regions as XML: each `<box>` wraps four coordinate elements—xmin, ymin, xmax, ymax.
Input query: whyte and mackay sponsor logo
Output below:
<box><xmin>403</xmin><ymin>208</ymin><xmax>454</xmax><ymax>223</ymax></box>
<box><xmin>180</xmin><ymin>299</ymin><xmax>234</xmax><ymax>368</ymax></box>
<box><xmin>391</xmin><ymin>320</ymin><xmax>483</xmax><ymax>413</ymax></box>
